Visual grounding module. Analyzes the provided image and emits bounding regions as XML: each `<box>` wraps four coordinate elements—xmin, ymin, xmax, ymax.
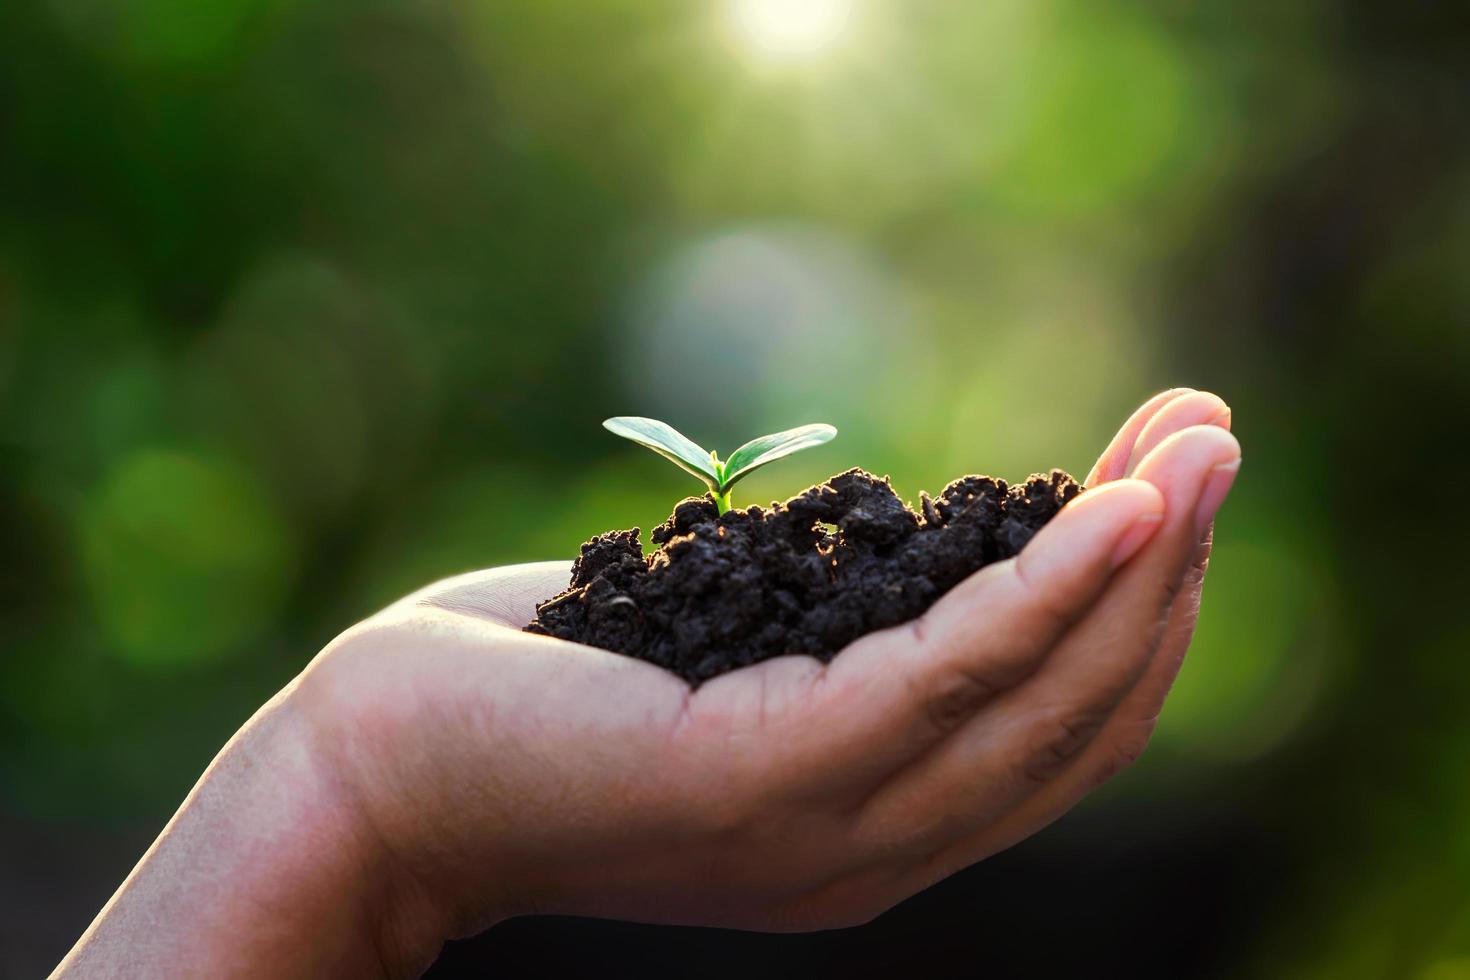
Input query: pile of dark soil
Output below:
<box><xmin>525</xmin><ymin>468</ymin><xmax>1081</xmax><ymax>684</ymax></box>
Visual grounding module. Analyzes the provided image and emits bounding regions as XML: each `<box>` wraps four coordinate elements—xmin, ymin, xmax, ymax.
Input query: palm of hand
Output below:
<box><xmin>305</xmin><ymin>390</ymin><xmax>1238</xmax><ymax>939</ymax></box>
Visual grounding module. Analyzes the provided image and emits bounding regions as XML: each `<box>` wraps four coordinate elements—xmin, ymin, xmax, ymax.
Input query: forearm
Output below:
<box><xmin>53</xmin><ymin>682</ymin><xmax>441</xmax><ymax>980</ymax></box>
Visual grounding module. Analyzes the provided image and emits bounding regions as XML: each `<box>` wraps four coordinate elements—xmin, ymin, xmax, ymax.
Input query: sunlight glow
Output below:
<box><xmin>728</xmin><ymin>0</ymin><xmax>854</xmax><ymax>62</ymax></box>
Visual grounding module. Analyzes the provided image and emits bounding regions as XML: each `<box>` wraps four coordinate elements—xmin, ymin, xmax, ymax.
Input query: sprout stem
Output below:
<box><xmin>715</xmin><ymin>487</ymin><xmax>733</xmax><ymax>514</ymax></box>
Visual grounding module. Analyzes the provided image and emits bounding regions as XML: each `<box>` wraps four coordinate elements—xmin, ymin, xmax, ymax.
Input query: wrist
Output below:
<box><xmin>296</xmin><ymin>624</ymin><xmax>534</xmax><ymax>943</ymax></box>
<box><xmin>189</xmin><ymin>684</ymin><xmax>451</xmax><ymax>978</ymax></box>
<box><xmin>55</xmin><ymin>674</ymin><xmax>450</xmax><ymax>979</ymax></box>
<box><xmin>285</xmin><ymin>661</ymin><xmax>453</xmax><ymax>976</ymax></box>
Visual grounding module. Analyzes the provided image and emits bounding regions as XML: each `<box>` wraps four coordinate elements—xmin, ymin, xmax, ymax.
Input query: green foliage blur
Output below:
<box><xmin>2</xmin><ymin>0</ymin><xmax>1468</xmax><ymax>975</ymax></box>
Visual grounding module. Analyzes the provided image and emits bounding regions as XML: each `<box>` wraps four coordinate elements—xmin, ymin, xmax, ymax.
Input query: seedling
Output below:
<box><xmin>603</xmin><ymin>417</ymin><xmax>837</xmax><ymax>514</ymax></box>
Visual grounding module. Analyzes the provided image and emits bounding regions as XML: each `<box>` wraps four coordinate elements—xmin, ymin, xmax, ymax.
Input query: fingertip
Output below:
<box><xmin>1021</xmin><ymin>479</ymin><xmax>1165</xmax><ymax>583</ymax></box>
<box><xmin>1126</xmin><ymin>391</ymin><xmax>1233</xmax><ymax>476</ymax></box>
<box><xmin>1129</xmin><ymin>424</ymin><xmax>1243</xmax><ymax>516</ymax></box>
<box><xmin>1088</xmin><ymin>388</ymin><xmax>1197</xmax><ymax>486</ymax></box>
<box><xmin>1069</xmin><ymin>479</ymin><xmax>1168</xmax><ymax>568</ymax></box>
<box><xmin>1111</xmin><ymin>511</ymin><xmax>1165</xmax><ymax>568</ymax></box>
<box><xmin>1138</xmin><ymin>387</ymin><xmax>1200</xmax><ymax>414</ymax></box>
<box><xmin>1066</xmin><ymin>477</ymin><xmax>1166</xmax><ymax>517</ymax></box>
<box><xmin>1194</xmin><ymin>457</ymin><xmax>1241</xmax><ymax>535</ymax></box>
<box><xmin>1140</xmin><ymin>423</ymin><xmax>1241</xmax><ymax>468</ymax></box>
<box><xmin>1154</xmin><ymin>385</ymin><xmax>1200</xmax><ymax>404</ymax></box>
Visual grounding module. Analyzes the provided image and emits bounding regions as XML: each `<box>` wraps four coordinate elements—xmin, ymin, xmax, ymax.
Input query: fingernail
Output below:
<box><xmin>1194</xmin><ymin>459</ymin><xmax>1241</xmax><ymax>536</ymax></box>
<box><xmin>1111</xmin><ymin>512</ymin><xmax>1164</xmax><ymax>568</ymax></box>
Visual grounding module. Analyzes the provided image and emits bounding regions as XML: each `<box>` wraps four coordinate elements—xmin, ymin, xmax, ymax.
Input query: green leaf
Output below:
<box><xmin>720</xmin><ymin>423</ymin><xmax>837</xmax><ymax>491</ymax></box>
<box><xmin>603</xmin><ymin>417</ymin><xmax>721</xmax><ymax>490</ymax></box>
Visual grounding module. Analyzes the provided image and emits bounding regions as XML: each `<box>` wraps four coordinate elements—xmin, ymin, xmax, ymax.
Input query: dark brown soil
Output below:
<box><xmin>524</xmin><ymin>468</ymin><xmax>1081</xmax><ymax>684</ymax></box>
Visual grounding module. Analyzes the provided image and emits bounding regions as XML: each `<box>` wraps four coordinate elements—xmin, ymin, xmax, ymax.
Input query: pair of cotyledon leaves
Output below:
<box><xmin>603</xmin><ymin>417</ymin><xmax>837</xmax><ymax>500</ymax></box>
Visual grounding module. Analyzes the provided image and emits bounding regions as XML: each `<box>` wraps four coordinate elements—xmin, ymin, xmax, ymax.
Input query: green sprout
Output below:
<box><xmin>603</xmin><ymin>417</ymin><xmax>837</xmax><ymax>514</ymax></box>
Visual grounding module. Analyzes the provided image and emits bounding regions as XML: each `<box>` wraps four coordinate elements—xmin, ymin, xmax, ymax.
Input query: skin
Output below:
<box><xmin>54</xmin><ymin>390</ymin><xmax>1240</xmax><ymax>979</ymax></box>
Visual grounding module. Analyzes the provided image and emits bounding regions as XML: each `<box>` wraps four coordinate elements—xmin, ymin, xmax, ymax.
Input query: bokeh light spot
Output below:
<box><xmin>620</xmin><ymin>223</ymin><xmax>917</xmax><ymax>439</ymax></box>
<box><xmin>81</xmin><ymin>449</ymin><xmax>293</xmax><ymax>667</ymax></box>
<box><xmin>727</xmin><ymin>0</ymin><xmax>855</xmax><ymax>63</ymax></box>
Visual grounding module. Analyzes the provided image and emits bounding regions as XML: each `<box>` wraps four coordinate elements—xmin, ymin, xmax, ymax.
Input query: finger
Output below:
<box><xmin>394</xmin><ymin>561</ymin><xmax>575</xmax><ymax>628</ymax></box>
<box><xmin>1111</xmin><ymin>387</ymin><xmax>1230</xmax><ymax>621</ymax></box>
<box><xmin>1124</xmin><ymin>390</ymin><xmax>1231</xmax><ymax>476</ymax></box>
<box><xmin>1086</xmin><ymin>388</ymin><xmax>1195</xmax><ymax>486</ymax></box>
<box><xmin>1103</xmin><ymin>390</ymin><xmax>1232</xmax><ymax>713</ymax></box>
<box><xmin>756</xmin><ymin>478</ymin><xmax>1165</xmax><ymax>795</ymax></box>
<box><xmin>1084</xmin><ymin>388</ymin><xmax>1230</xmax><ymax>714</ymax></box>
<box><xmin>1078</xmin><ymin>435</ymin><xmax>1237</xmax><ymax>741</ymax></box>
<box><xmin>969</xmin><ymin>458</ymin><xmax>1238</xmax><ymax>848</ymax></box>
<box><xmin>857</xmin><ymin>425</ymin><xmax>1241</xmax><ymax>852</ymax></box>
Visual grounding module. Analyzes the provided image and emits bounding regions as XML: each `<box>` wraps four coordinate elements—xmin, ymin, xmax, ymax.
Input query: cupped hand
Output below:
<box><xmin>56</xmin><ymin>390</ymin><xmax>1239</xmax><ymax>979</ymax></box>
<box><xmin>292</xmin><ymin>389</ymin><xmax>1239</xmax><ymax>968</ymax></box>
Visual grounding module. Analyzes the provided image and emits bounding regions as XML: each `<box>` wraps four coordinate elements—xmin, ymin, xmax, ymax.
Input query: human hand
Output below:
<box><xmin>56</xmin><ymin>389</ymin><xmax>1238</xmax><ymax>979</ymax></box>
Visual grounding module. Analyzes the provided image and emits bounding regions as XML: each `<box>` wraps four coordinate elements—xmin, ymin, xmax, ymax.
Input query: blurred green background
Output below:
<box><xmin>2</xmin><ymin>0</ymin><xmax>1468</xmax><ymax>976</ymax></box>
